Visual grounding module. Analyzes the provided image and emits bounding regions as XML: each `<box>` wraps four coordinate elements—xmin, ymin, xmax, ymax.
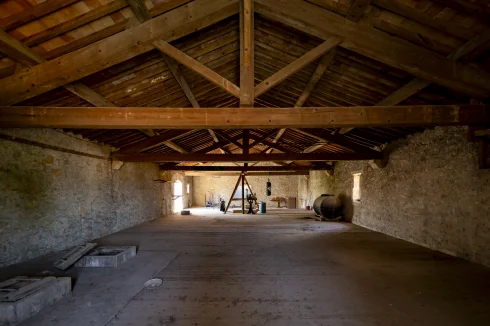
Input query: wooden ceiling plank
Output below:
<box><xmin>240</xmin><ymin>0</ymin><xmax>254</xmax><ymax>107</ymax></box>
<box><xmin>3</xmin><ymin>105</ymin><xmax>489</xmax><ymax>129</ymax></box>
<box><xmin>114</xmin><ymin>152</ymin><xmax>381</xmax><ymax>162</ymax></box>
<box><xmin>346</xmin><ymin>0</ymin><xmax>372</xmax><ymax>22</ymax></box>
<box><xmin>372</xmin><ymin>0</ymin><xmax>475</xmax><ymax>41</ymax></box>
<box><xmin>254</xmin><ymin>0</ymin><xmax>490</xmax><ymax>98</ymax></box>
<box><xmin>254</xmin><ymin>36</ymin><xmax>343</xmax><ymax>98</ymax></box>
<box><xmin>22</xmin><ymin>0</ymin><xmax>129</xmax><ymax>47</ymax></box>
<box><xmin>153</xmin><ymin>39</ymin><xmax>240</xmax><ymax>98</ymax></box>
<box><xmin>295</xmin><ymin>48</ymin><xmax>336</xmax><ymax>107</ymax></box>
<box><xmin>0</xmin><ymin>0</ymin><xmax>240</xmax><ymax>106</ymax></box>
<box><xmin>0</xmin><ymin>0</ymin><xmax>79</xmax><ymax>30</ymax></box>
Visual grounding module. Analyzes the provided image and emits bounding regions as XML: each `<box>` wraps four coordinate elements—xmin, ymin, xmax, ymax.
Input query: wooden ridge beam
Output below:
<box><xmin>3</xmin><ymin>105</ymin><xmax>490</xmax><ymax>129</ymax></box>
<box><xmin>153</xmin><ymin>39</ymin><xmax>240</xmax><ymax>98</ymax></box>
<box><xmin>162</xmin><ymin>166</ymin><xmax>329</xmax><ymax>171</ymax></box>
<box><xmin>254</xmin><ymin>0</ymin><xmax>490</xmax><ymax>98</ymax></box>
<box><xmin>240</xmin><ymin>0</ymin><xmax>254</xmax><ymax>107</ymax></box>
<box><xmin>0</xmin><ymin>0</ymin><xmax>240</xmax><ymax>105</ymax></box>
<box><xmin>114</xmin><ymin>152</ymin><xmax>381</xmax><ymax>162</ymax></box>
<box><xmin>347</xmin><ymin>0</ymin><xmax>372</xmax><ymax>22</ymax></box>
<box><xmin>254</xmin><ymin>37</ymin><xmax>343</xmax><ymax>98</ymax></box>
<box><xmin>295</xmin><ymin>48</ymin><xmax>336</xmax><ymax>107</ymax></box>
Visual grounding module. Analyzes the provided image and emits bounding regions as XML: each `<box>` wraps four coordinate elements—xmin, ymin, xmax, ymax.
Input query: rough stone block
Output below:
<box><xmin>75</xmin><ymin>246</ymin><xmax>137</xmax><ymax>268</ymax></box>
<box><xmin>0</xmin><ymin>276</ymin><xmax>71</xmax><ymax>325</ymax></box>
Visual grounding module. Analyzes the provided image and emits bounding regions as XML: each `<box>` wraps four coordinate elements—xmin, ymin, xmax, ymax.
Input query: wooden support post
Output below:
<box><xmin>224</xmin><ymin>174</ymin><xmax>243</xmax><ymax>214</ymax></box>
<box><xmin>241</xmin><ymin>172</ymin><xmax>245</xmax><ymax>213</ymax></box>
<box><xmin>240</xmin><ymin>0</ymin><xmax>254</xmax><ymax>107</ymax></box>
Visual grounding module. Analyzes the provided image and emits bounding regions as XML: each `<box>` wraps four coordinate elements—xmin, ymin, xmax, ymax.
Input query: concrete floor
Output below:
<box><xmin>3</xmin><ymin>208</ymin><xmax>490</xmax><ymax>326</ymax></box>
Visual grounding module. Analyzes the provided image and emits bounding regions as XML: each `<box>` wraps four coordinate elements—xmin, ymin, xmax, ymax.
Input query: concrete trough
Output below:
<box><xmin>0</xmin><ymin>276</ymin><xmax>71</xmax><ymax>325</ymax></box>
<box><xmin>75</xmin><ymin>246</ymin><xmax>137</xmax><ymax>268</ymax></box>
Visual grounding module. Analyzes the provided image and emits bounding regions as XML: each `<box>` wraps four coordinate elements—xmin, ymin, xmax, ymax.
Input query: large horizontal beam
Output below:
<box><xmin>254</xmin><ymin>0</ymin><xmax>490</xmax><ymax>98</ymax></box>
<box><xmin>160</xmin><ymin>165</ymin><xmax>329</xmax><ymax>171</ymax></box>
<box><xmin>183</xmin><ymin>171</ymin><xmax>310</xmax><ymax>176</ymax></box>
<box><xmin>1</xmin><ymin>105</ymin><xmax>489</xmax><ymax>129</ymax></box>
<box><xmin>0</xmin><ymin>0</ymin><xmax>239</xmax><ymax>105</ymax></box>
<box><xmin>112</xmin><ymin>152</ymin><xmax>381</xmax><ymax>162</ymax></box>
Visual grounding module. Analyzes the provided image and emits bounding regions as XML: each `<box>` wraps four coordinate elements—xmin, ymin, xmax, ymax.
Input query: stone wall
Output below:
<box><xmin>193</xmin><ymin>171</ymin><xmax>299</xmax><ymax>208</ymax></box>
<box><xmin>299</xmin><ymin>127</ymin><xmax>490</xmax><ymax>266</ymax></box>
<box><xmin>0</xmin><ymin>129</ymin><xmax>166</xmax><ymax>267</ymax></box>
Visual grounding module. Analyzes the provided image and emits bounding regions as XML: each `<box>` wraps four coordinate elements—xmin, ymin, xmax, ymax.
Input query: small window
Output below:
<box><xmin>186</xmin><ymin>183</ymin><xmax>190</xmax><ymax>194</ymax></box>
<box><xmin>353</xmin><ymin>173</ymin><xmax>361</xmax><ymax>202</ymax></box>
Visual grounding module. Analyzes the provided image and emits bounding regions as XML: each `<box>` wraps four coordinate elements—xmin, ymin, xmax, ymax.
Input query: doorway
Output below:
<box><xmin>173</xmin><ymin>180</ymin><xmax>183</xmax><ymax>213</ymax></box>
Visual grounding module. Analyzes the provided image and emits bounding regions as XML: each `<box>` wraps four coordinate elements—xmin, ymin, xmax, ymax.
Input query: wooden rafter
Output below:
<box><xmin>4</xmin><ymin>105</ymin><xmax>489</xmax><ymax>129</ymax></box>
<box><xmin>295</xmin><ymin>48</ymin><xmax>336</xmax><ymax>107</ymax></box>
<box><xmin>117</xmin><ymin>129</ymin><xmax>193</xmax><ymax>154</ymax></box>
<box><xmin>0</xmin><ymin>0</ymin><xmax>240</xmax><ymax>106</ymax></box>
<box><xmin>240</xmin><ymin>0</ymin><xmax>254</xmax><ymax>107</ymax></box>
<box><xmin>113</xmin><ymin>152</ymin><xmax>382</xmax><ymax>162</ymax></box>
<box><xmin>248</xmin><ymin>134</ymin><xmax>292</xmax><ymax>153</ymax></box>
<box><xmin>292</xmin><ymin>128</ymin><xmax>379</xmax><ymax>155</ymax></box>
<box><xmin>339</xmin><ymin>29</ymin><xmax>490</xmax><ymax>135</ymax></box>
<box><xmin>254</xmin><ymin>0</ymin><xmax>490</xmax><ymax>98</ymax></box>
<box><xmin>346</xmin><ymin>0</ymin><xmax>372</xmax><ymax>22</ymax></box>
<box><xmin>0</xmin><ymin>29</ymin><xmax>116</xmax><ymax>108</ymax></box>
<box><xmin>254</xmin><ymin>37</ymin><xmax>343</xmax><ymax>98</ymax></box>
<box><xmin>126</xmin><ymin>0</ymin><xmax>152</xmax><ymax>23</ymax></box>
<box><xmin>153</xmin><ymin>40</ymin><xmax>240</xmax><ymax>98</ymax></box>
<box><xmin>249</xmin><ymin>130</ymin><xmax>279</xmax><ymax>149</ymax></box>
<box><xmin>0</xmin><ymin>57</ymin><xmax>16</xmax><ymax>79</ymax></box>
<box><xmin>163</xmin><ymin>55</ymin><xmax>225</xmax><ymax>151</ymax></box>
<box><xmin>213</xmin><ymin>130</ymin><xmax>244</xmax><ymax>149</ymax></box>
<box><xmin>303</xmin><ymin>143</ymin><xmax>325</xmax><ymax>153</ymax></box>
